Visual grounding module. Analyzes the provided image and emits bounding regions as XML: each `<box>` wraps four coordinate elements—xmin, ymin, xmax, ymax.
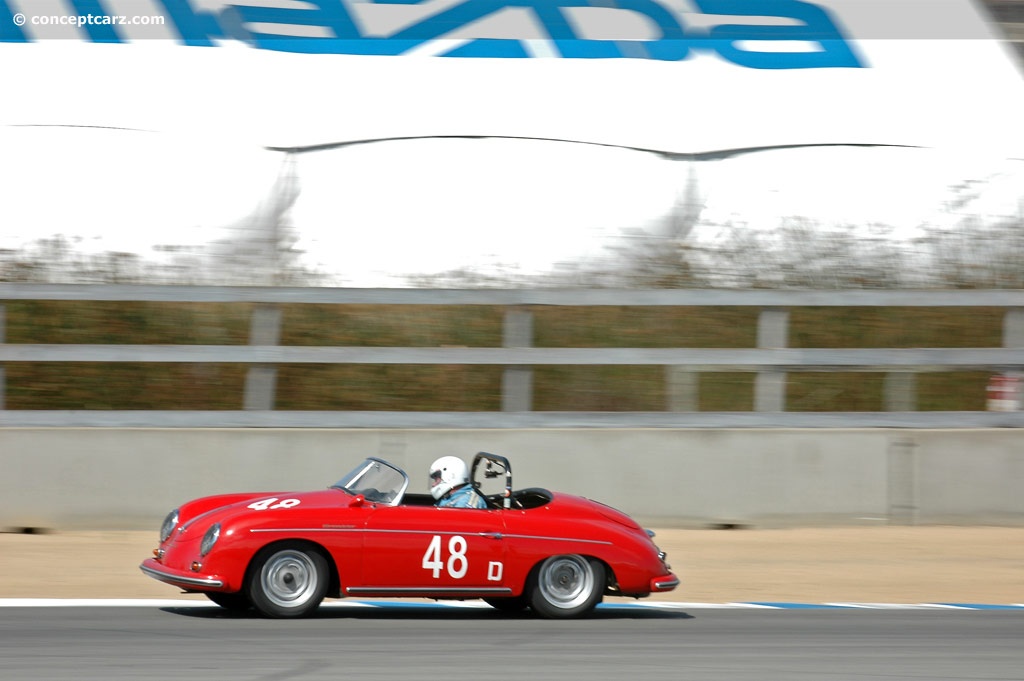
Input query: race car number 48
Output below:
<box><xmin>247</xmin><ymin>498</ymin><xmax>301</xmax><ymax>511</ymax></box>
<box><xmin>423</xmin><ymin>535</ymin><xmax>469</xmax><ymax>579</ymax></box>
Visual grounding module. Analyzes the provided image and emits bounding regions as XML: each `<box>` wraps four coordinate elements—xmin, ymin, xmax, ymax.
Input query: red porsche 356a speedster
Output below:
<box><xmin>140</xmin><ymin>452</ymin><xmax>678</xmax><ymax>618</ymax></box>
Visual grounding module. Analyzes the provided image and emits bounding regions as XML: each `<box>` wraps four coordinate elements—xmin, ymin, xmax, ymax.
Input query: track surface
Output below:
<box><xmin>1</xmin><ymin>604</ymin><xmax>1021</xmax><ymax>681</ymax></box>
<box><xmin>3</xmin><ymin>528</ymin><xmax>1022</xmax><ymax>680</ymax></box>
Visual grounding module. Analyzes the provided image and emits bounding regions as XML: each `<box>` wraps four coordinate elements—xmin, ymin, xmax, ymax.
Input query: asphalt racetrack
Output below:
<box><xmin>3</xmin><ymin>528</ymin><xmax>1022</xmax><ymax>680</ymax></box>
<box><xmin>1</xmin><ymin>602</ymin><xmax>1021</xmax><ymax>681</ymax></box>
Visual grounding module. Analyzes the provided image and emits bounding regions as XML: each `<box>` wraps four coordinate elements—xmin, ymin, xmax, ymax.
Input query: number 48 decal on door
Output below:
<box><xmin>422</xmin><ymin>535</ymin><xmax>468</xmax><ymax>578</ymax></box>
<box><xmin>422</xmin><ymin>535</ymin><xmax>503</xmax><ymax>581</ymax></box>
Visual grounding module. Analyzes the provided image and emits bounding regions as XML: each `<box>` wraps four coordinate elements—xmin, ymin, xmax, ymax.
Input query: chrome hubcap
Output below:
<box><xmin>261</xmin><ymin>550</ymin><xmax>318</xmax><ymax>609</ymax></box>
<box><xmin>538</xmin><ymin>555</ymin><xmax>594</xmax><ymax>609</ymax></box>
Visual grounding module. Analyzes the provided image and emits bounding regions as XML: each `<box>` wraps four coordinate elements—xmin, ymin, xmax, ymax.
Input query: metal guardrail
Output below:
<box><xmin>2</xmin><ymin>345</ymin><xmax>1024</xmax><ymax>370</ymax></box>
<box><xmin>1</xmin><ymin>410</ymin><xmax>1023</xmax><ymax>429</ymax></box>
<box><xmin>2</xmin><ymin>284</ymin><xmax>1024</xmax><ymax>306</ymax></box>
<box><xmin>1</xmin><ymin>284</ymin><xmax>1023</xmax><ymax>428</ymax></box>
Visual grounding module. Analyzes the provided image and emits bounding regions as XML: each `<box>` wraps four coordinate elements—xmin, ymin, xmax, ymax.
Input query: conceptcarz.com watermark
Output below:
<box><xmin>12</xmin><ymin>12</ymin><xmax>165</xmax><ymax>28</ymax></box>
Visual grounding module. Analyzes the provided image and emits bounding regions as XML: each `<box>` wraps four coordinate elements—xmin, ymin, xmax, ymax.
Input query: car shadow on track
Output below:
<box><xmin>159</xmin><ymin>603</ymin><xmax>694</xmax><ymax>621</ymax></box>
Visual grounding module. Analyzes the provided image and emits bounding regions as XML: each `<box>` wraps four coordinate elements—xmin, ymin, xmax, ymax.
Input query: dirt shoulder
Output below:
<box><xmin>2</xmin><ymin>527</ymin><xmax>1022</xmax><ymax>603</ymax></box>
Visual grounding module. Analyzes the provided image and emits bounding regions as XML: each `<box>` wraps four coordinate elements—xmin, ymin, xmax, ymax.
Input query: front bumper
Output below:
<box><xmin>140</xmin><ymin>558</ymin><xmax>225</xmax><ymax>591</ymax></box>
<box><xmin>650</xmin><ymin>572</ymin><xmax>680</xmax><ymax>592</ymax></box>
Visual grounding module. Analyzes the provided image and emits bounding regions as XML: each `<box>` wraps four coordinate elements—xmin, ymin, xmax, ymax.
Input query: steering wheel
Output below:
<box><xmin>361</xmin><ymin>488</ymin><xmax>394</xmax><ymax>503</ymax></box>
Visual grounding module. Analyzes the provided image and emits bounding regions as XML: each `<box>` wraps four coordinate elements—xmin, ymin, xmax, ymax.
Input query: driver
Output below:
<box><xmin>429</xmin><ymin>456</ymin><xmax>487</xmax><ymax>509</ymax></box>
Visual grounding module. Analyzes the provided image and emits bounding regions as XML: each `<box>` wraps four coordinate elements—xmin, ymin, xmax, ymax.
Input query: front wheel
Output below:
<box><xmin>246</xmin><ymin>542</ymin><xmax>329</xmax><ymax>618</ymax></box>
<box><xmin>529</xmin><ymin>555</ymin><xmax>605</xmax><ymax>619</ymax></box>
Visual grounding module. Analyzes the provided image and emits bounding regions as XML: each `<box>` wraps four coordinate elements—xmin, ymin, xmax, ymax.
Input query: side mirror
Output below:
<box><xmin>349</xmin><ymin>494</ymin><xmax>366</xmax><ymax>507</ymax></box>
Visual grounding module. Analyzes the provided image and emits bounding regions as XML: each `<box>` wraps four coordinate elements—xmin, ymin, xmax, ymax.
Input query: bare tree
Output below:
<box><xmin>206</xmin><ymin>153</ymin><xmax>317</xmax><ymax>285</ymax></box>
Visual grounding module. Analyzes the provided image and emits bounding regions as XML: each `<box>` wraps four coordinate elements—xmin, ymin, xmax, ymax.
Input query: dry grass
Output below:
<box><xmin>3</xmin><ymin>527</ymin><xmax>1022</xmax><ymax>604</ymax></box>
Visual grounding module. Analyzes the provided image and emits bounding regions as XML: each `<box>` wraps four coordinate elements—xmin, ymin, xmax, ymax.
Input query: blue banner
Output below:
<box><xmin>0</xmin><ymin>0</ymin><xmax>864</xmax><ymax>69</ymax></box>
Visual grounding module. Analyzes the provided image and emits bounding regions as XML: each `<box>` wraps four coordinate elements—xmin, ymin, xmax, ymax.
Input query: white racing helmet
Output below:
<box><xmin>429</xmin><ymin>456</ymin><xmax>470</xmax><ymax>500</ymax></box>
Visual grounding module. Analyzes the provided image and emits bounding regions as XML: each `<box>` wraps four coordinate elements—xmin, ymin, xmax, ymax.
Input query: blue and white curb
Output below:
<box><xmin>0</xmin><ymin>599</ymin><xmax>1021</xmax><ymax>611</ymax></box>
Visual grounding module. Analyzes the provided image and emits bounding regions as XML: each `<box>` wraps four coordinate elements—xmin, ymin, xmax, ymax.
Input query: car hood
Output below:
<box><xmin>175</xmin><ymin>488</ymin><xmax>349</xmax><ymax>539</ymax></box>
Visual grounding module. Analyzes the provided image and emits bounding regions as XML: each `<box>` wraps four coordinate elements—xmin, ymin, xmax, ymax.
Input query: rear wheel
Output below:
<box><xmin>246</xmin><ymin>542</ymin><xmax>329</xmax><ymax>618</ymax></box>
<box><xmin>205</xmin><ymin>591</ymin><xmax>251</xmax><ymax>612</ymax></box>
<box><xmin>529</xmin><ymin>555</ymin><xmax>604</xmax><ymax>619</ymax></box>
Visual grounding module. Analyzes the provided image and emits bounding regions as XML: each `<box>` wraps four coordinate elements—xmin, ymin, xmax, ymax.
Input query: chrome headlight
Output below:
<box><xmin>200</xmin><ymin>523</ymin><xmax>221</xmax><ymax>557</ymax></box>
<box><xmin>159</xmin><ymin>509</ymin><xmax>179</xmax><ymax>543</ymax></box>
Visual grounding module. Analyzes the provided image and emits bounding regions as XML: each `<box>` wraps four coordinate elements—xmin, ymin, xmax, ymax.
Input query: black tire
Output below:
<box><xmin>483</xmin><ymin>594</ymin><xmax>530</xmax><ymax>612</ymax></box>
<box><xmin>204</xmin><ymin>591</ymin><xmax>251</xmax><ymax>612</ymax></box>
<box><xmin>246</xmin><ymin>542</ymin><xmax>329</xmax><ymax>619</ymax></box>
<box><xmin>528</xmin><ymin>555</ymin><xmax>605</xmax><ymax>619</ymax></box>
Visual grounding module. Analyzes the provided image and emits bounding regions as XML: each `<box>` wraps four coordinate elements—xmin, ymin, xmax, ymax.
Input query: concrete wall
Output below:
<box><xmin>1</xmin><ymin>428</ymin><xmax>1022</xmax><ymax>530</ymax></box>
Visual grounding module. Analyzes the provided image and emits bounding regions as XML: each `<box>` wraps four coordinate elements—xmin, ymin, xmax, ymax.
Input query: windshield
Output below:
<box><xmin>332</xmin><ymin>458</ymin><xmax>409</xmax><ymax>506</ymax></box>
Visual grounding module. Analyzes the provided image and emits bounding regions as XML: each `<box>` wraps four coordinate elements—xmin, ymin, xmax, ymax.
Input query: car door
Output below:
<box><xmin>354</xmin><ymin>503</ymin><xmax>508</xmax><ymax>596</ymax></box>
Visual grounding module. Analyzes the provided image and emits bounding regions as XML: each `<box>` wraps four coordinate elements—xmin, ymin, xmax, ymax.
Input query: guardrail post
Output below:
<box><xmin>1003</xmin><ymin>308</ymin><xmax>1024</xmax><ymax>348</ymax></box>
<box><xmin>665</xmin><ymin>366</ymin><xmax>699</xmax><ymax>411</ymax></box>
<box><xmin>0</xmin><ymin>304</ymin><xmax>5</xmax><ymax>410</ymax></box>
<box><xmin>502</xmin><ymin>306</ymin><xmax>533</xmax><ymax>411</ymax></box>
<box><xmin>884</xmin><ymin>372</ymin><xmax>917</xmax><ymax>411</ymax></box>
<box><xmin>754</xmin><ymin>307</ymin><xmax>788</xmax><ymax>411</ymax></box>
<box><xmin>243</xmin><ymin>304</ymin><xmax>282</xmax><ymax>410</ymax></box>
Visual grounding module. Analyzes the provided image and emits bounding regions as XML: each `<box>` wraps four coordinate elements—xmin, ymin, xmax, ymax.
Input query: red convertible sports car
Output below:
<box><xmin>140</xmin><ymin>452</ymin><xmax>678</xmax><ymax>618</ymax></box>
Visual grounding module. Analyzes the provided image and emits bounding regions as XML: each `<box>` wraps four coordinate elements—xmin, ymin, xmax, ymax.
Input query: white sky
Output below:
<box><xmin>5</xmin><ymin>123</ymin><xmax>1021</xmax><ymax>286</ymax></box>
<box><xmin>2</xmin><ymin>0</ymin><xmax>1024</xmax><ymax>285</ymax></box>
<box><xmin>288</xmin><ymin>139</ymin><xmax>680</xmax><ymax>282</ymax></box>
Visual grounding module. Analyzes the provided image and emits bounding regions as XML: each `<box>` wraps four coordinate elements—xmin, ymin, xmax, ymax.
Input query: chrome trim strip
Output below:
<box><xmin>250</xmin><ymin>528</ymin><xmax>362</xmax><ymax>533</ymax></box>
<box><xmin>139</xmin><ymin>564</ymin><xmax>224</xmax><ymax>589</ymax></box>
<box><xmin>501</xmin><ymin>533</ymin><xmax>612</xmax><ymax>546</ymax></box>
<box><xmin>346</xmin><ymin>587</ymin><xmax>513</xmax><ymax>595</ymax></box>
<box><xmin>249</xmin><ymin>527</ymin><xmax>610</xmax><ymax>545</ymax></box>
<box><xmin>355</xmin><ymin>529</ymin><xmax>496</xmax><ymax>536</ymax></box>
